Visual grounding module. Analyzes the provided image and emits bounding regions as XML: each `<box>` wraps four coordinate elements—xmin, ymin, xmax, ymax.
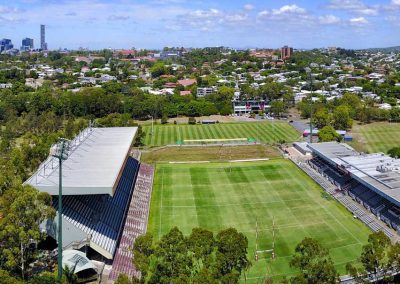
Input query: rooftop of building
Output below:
<box><xmin>308</xmin><ymin>142</ymin><xmax>400</xmax><ymax>206</ymax></box>
<box><xmin>25</xmin><ymin>126</ymin><xmax>137</xmax><ymax>196</ymax></box>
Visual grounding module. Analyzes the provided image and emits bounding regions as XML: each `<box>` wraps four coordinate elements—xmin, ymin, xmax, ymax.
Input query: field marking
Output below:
<box><xmin>159</xmin><ymin>168</ymin><xmax>164</xmax><ymax>238</ymax></box>
<box><xmin>169</xmin><ymin>161</ymin><xmax>210</xmax><ymax>164</ymax></box>
<box><xmin>161</xmin><ymin>197</ymin><xmax>312</xmax><ymax>208</ymax></box>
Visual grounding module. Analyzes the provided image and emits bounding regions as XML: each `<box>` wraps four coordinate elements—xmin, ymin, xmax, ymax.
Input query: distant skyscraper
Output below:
<box><xmin>0</xmin><ymin>39</ymin><xmax>13</xmax><ymax>52</ymax></box>
<box><xmin>21</xmin><ymin>38</ymin><xmax>34</xmax><ymax>51</ymax></box>
<box><xmin>281</xmin><ymin>46</ymin><xmax>293</xmax><ymax>60</ymax></box>
<box><xmin>40</xmin><ymin>24</ymin><xmax>47</xmax><ymax>50</ymax></box>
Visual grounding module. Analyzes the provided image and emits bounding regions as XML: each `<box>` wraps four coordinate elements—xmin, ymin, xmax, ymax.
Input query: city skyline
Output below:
<box><xmin>0</xmin><ymin>0</ymin><xmax>400</xmax><ymax>50</ymax></box>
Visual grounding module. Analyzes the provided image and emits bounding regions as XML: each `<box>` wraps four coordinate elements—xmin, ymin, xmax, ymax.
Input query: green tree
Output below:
<box><xmin>115</xmin><ymin>274</ymin><xmax>133</xmax><ymax>284</ymax></box>
<box><xmin>332</xmin><ymin>105</ymin><xmax>352</xmax><ymax>130</ymax></box>
<box><xmin>132</xmin><ymin>227</ymin><xmax>249</xmax><ymax>283</ymax></box>
<box><xmin>215</xmin><ymin>228</ymin><xmax>250</xmax><ymax>277</ymax></box>
<box><xmin>312</xmin><ymin>108</ymin><xmax>330</xmax><ymax>129</ymax></box>
<box><xmin>28</xmin><ymin>271</ymin><xmax>60</xmax><ymax>284</ymax></box>
<box><xmin>359</xmin><ymin>231</ymin><xmax>390</xmax><ymax>280</ymax></box>
<box><xmin>63</xmin><ymin>264</ymin><xmax>78</xmax><ymax>284</ymax></box>
<box><xmin>388</xmin><ymin>147</ymin><xmax>400</xmax><ymax>158</ymax></box>
<box><xmin>270</xmin><ymin>100</ymin><xmax>286</xmax><ymax>117</ymax></box>
<box><xmin>346</xmin><ymin>231</ymin><xmax>391</xmax><ymax>283</ymax></box>
<box><xmin>289</xmin><ymin>237</ymin><xmax>338</xmax><ymax>284</ymax></box>
<box><xmin>318</xmin><ymin>126</ymin><xmax>342</xmax><ymax>142</ymax></box>
<box><xmin>0</xmin><ymin>269</ymin><xmax>22</xmax><ymax>284</ymax></box>
<box><xmin>132</xmin><ymin>233</ymin><xmax>154</xmax><ymax>281</ymax></box>
<box><xmin>0</xmin><ymin>185</ymin><xmax>55</xmax><ymax>279</ymax></box>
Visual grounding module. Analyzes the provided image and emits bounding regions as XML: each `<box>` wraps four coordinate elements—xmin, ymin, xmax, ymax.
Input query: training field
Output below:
<box><xmin>148</xmin><ymin>159</ymin><xmax>371</xmax><ymax>281</ymax></box>
<box><xmin>350</xmin><ymin>122</ymin><xmax>400</xmax><ymax>153</ymax></box>
<box><xmin>142</xmin><ymin>121</ymin><xmax>299</xmax><ymax>146</ymax></box>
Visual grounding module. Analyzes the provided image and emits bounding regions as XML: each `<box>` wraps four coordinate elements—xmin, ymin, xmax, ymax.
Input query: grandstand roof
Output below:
<box><xmin>308</xmin><ymin>142</ymin><xmax>400</xmax><ymax>207</ymax></box>
<box><xmin>25</xmin><ymin>127</ymin><xmax>137</xmax><ymax>196</ymax></box>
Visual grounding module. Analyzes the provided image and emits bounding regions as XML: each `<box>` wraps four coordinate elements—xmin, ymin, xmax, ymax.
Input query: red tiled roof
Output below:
<box><xmin>177</xmin><ymin>79</ymin><xmax>196</xmax><ymax>87</ymax></box>
<box><xmin>180</xmin><ymin>90</ymin><xmax>191</xmax><ymax>96</ymax></box>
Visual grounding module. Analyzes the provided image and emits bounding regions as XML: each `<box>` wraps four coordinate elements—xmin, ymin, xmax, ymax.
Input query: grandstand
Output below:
<box><xmin>307</xmin><ymin>142</ymin><xmax>400</xmax><ymax>236</ymax></box>
<box><xmin>25</xmin><ymin>126</ymin><xmax>154</xmax><ymax>273</ymax></box>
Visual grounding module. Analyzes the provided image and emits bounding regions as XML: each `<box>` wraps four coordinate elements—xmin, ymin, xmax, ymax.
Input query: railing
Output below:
<box><xmin>25</xmin><ymin>123</ymin><xmax>95</xmax><ymax>185</ymax></box>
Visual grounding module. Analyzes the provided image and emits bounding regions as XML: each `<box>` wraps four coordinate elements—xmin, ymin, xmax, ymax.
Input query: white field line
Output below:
<box><xmin>159</xmin><ymin>168</ymin><xmax>164</xmax><ymax>238</ymax></box>
<box><xmin>169</xmin><ymin>161</ymin><xmax>210</xmax><ymax>164</ymax></box>
<box><xmin>229</xmin><ymin>158</ymin><xmax>270</xmax><ymax>162</ymax></box>
<box><xmin>161</xmin><ymin>197</ymin><xmax>311</xmax><ymax>208</ymax></box>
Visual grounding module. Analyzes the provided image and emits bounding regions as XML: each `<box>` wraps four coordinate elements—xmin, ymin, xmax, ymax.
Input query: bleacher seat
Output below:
<box><xmin>52</xmin><ymin>157</ymin><xmax>140</xmax><ymax>257</ymax></box>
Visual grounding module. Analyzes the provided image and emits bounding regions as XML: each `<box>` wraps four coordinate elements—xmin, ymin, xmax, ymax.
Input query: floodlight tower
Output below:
<box><xmin>50</xmin><ymin>138</ymin><xmax>71</xmax><ymax>280</ymax></box>
<box><xmin>305</xmin><ymin>67</ymin><xmax>313</xmax><ymax>143</ymax></box>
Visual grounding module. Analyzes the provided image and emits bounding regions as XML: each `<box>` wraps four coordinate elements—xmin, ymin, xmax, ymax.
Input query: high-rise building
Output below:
<box><xmin>0</xmin><ymin>39</ymin><xmax>13</xmax><ymax>52</ymax></box>
<box><xmin>21</xmin><ymin>38</ymin><xmax>34</xmax><ymax>51</ymax></box>
<box><xmin>281</xmin><ymin>46</ymin><xmax>293</xmax><ymax>60</ymax></box>
<box><xmin>40</xmin><ymin>24</ymin><xmax>47</xmax><ymax>50</ymax></box>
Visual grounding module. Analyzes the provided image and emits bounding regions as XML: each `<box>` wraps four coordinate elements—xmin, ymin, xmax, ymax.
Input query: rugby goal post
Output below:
<box><xmin>255</xmin><ymin>217</ymin><xmax>276</xmax><ymax>262</ymax></box>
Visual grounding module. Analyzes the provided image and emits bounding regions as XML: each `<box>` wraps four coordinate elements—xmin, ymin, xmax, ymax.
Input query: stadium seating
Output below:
<box><xmin>109</xmin><ymin>163</ymin><xmax>154</xmax><ymax>282</ymax></box>
<box><xmin>294</xmin><ymin>157</ymin><xmax>396</xmax><ymax>239</ymax></box>
<box><xmin>52</xmin><ymin>157</ymin><xmax>140</xmax><ymax>257</ymax></box>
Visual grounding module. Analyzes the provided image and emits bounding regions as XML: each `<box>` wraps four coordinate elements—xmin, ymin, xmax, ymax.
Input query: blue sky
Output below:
<box><xmin>0</xmin><ymin>0</ymin><xmax>400</xmax><ymax>50</ymax></box>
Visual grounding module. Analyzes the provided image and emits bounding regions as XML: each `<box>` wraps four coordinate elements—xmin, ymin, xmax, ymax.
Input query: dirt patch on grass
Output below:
<box><xmin>141</xmin><ymin>144</ymin><xmax>281</xmax><ymax>164</ymax></box>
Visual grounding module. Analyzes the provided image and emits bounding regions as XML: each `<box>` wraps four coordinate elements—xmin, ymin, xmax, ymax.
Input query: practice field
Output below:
<box><xmin>350</xmin><ymin>122</ymin><xmax>400</xmax><ymax>153</ymax></box>
<box><xmin>142</xmin><ymin>121</ymin><xmax>300</xmax><ymax>147</ymax></box>
<box><xmin>148</xmin><ymin>160</ymin><xmax>371</xmax><ymax>281</ymax></box>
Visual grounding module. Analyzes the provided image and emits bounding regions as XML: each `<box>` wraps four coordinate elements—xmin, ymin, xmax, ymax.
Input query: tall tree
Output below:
<box><xmin>0</xmin><ymin>185</ymin><xmax>55</xmax><ymax>279</ymax></box>
<box><xmin>332</xmin><ymin>105</ymin><xmax>353</xmax><ymax>130</ymax></box>
<box><xmin>346</xmin><ymin>231</ymin><xmax>391</xmax><ymax>283</ymax></box>
<box><xmin>318</xmin><ymin>126</ymin><xmax>342</xmax><ymax>142</ymax></box>
<box><xmin>289</xmin><ymin>237</ymin><xmax>338</xmax><ymax>284</ymax></box>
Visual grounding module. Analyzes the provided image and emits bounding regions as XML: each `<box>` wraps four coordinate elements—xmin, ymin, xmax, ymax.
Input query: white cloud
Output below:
<box><xmin>392</xmin><ymin>0</ymin><xmax>400</xmax><ymax>5</ymax></box>
<box><xmin>176</xmin><ymin>8</ymin><xmax>249</xmax><ymax>31</ymax></box>
<box><xmin>327</xmin><ymin>0</ymin><xmax>378</xmax><ymax>16</ymax></box>
<box><xmin>257</xmin><ymin>4</ymin><xmax>311</xmax><ymax>24</ymax></box>
<box><xmin>272</xmin><ymin>4</ymin><xmax>306</xmax><ymax>15</ymax></box>
<box><xmin>349</xmin><ymin>16</ymin><xmax>368</xmax><ymax>25</ymax></box>
<box><xmin>108</xmin><ymin>15</ymin><xmax>130</xmax><ymax>21</ymax></box>
<box><xmin>319</xmin><ymin>15</ymin><xmax>341</xmax><ymax>25</ymax></box>
<box><xmin>243</xmin><ymin>4</ymin><xmax>254</xmax><ymax>11</ymax></box>
<box><xmin>0</xmin><ymin>5</ymin><xmax>21</xmax><ymax>14</ymax></box>
<box><xmin>257</xmin><ymin>10</ymin><xmax>269</xmax><ymax>17</ymax></box>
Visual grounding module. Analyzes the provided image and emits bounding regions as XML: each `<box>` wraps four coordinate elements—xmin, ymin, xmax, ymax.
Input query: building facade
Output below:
<box><xmin>21</xmin><ymin>38</ymin><xmax>34</xmax><ymax>51</ymax></box>
<box><xmin>197</xmin><ymin>86</ymin><xmax>218</xmax><ymax>98</ymax></box>
<box><xmin>281</xmin><ymin>46</ymin><xmax>293</xmax><ymax>60</ymax></box>
<box><xmin>0</xmin><ymin>39</ymin><xmax>13</xmax><ymax>52</ymax></box>
<box><xmin>40</xmin><ymin>24</ymin><xmax>47</xmax><ymax>50</ymax></box>
<box><xmin>232</xmin><ymin>100</ymin><xmax>267</xmax><ymax>115</ymax></box>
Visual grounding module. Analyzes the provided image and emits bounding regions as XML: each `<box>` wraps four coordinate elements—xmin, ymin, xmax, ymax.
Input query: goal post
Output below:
<box><xmin>255</xmin><ymin>217</ymin><xmax>276</xmax><ymax>262</ymax></box>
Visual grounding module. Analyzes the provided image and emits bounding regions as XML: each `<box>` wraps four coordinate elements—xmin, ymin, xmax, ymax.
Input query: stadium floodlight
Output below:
<box><xmin>50</xmin><ymin>138</ymin><xmax>71</xmax><ymax>280</ymax></box>
<box><xmin>305</xmin><ymin>67</ymin><xmax>313</xmax><ymax>144</ymax></box>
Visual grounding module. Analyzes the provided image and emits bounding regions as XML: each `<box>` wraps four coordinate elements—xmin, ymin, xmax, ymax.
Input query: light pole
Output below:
<box><xmin>50</xmin><ymin>138</ymin><xmax>71</xmax><ymax>280</ymax></box>
<box><xmin>305</xmin><ymin>67</ymin><xmax>313</xmax><ymax>143</ymax></box>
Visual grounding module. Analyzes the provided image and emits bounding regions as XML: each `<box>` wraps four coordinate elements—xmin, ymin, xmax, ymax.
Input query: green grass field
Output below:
<box><xmin>148</xmin><ymin>159</ymin><xmax>371</xmax><ymax>281</ymax></box>
<box><xmin>350</xmin><ymin>122</ymin><xmax>400</xmax><ymax>153</ymax></box>
<box><xmin>142</xmin><ymin>121</ymin><xmax>300</xmax><ymax>147</ymax></box>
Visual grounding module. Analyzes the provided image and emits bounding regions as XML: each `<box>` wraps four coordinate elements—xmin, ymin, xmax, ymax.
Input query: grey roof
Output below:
<box><xmin>308</xmin><ymin>142</ymin><xmax>400</xmax><ymax>207</ymax></box>
<box><xmin>25</xmin><ymin>127</ymin><xmax>137</xmax><ymax>196</ymax></box>
<box><xmin>308</xmin><ymin>142</ymin><xmax>358</xmax><ymax>159</ymax></box>
<box><xmin>63</xmin><ymin>250</ymin><xmax>96</xmax><ymax>274</ymax></box>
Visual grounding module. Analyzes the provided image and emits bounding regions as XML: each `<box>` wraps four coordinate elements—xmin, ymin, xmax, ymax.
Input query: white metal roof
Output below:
<box><xmin>25</xmin><ymin>127</ymin><xmax>137</xmax><ymax>196</ymax></box>
<box><xmin>308</xmin><ymin>142</ymin><xmax>400</xmax><ymax>206</ymax></box>
<box><xmin>63</xmin><ymin>250</ymin><xmax>96</xmax><ymax>274</ymax></box>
